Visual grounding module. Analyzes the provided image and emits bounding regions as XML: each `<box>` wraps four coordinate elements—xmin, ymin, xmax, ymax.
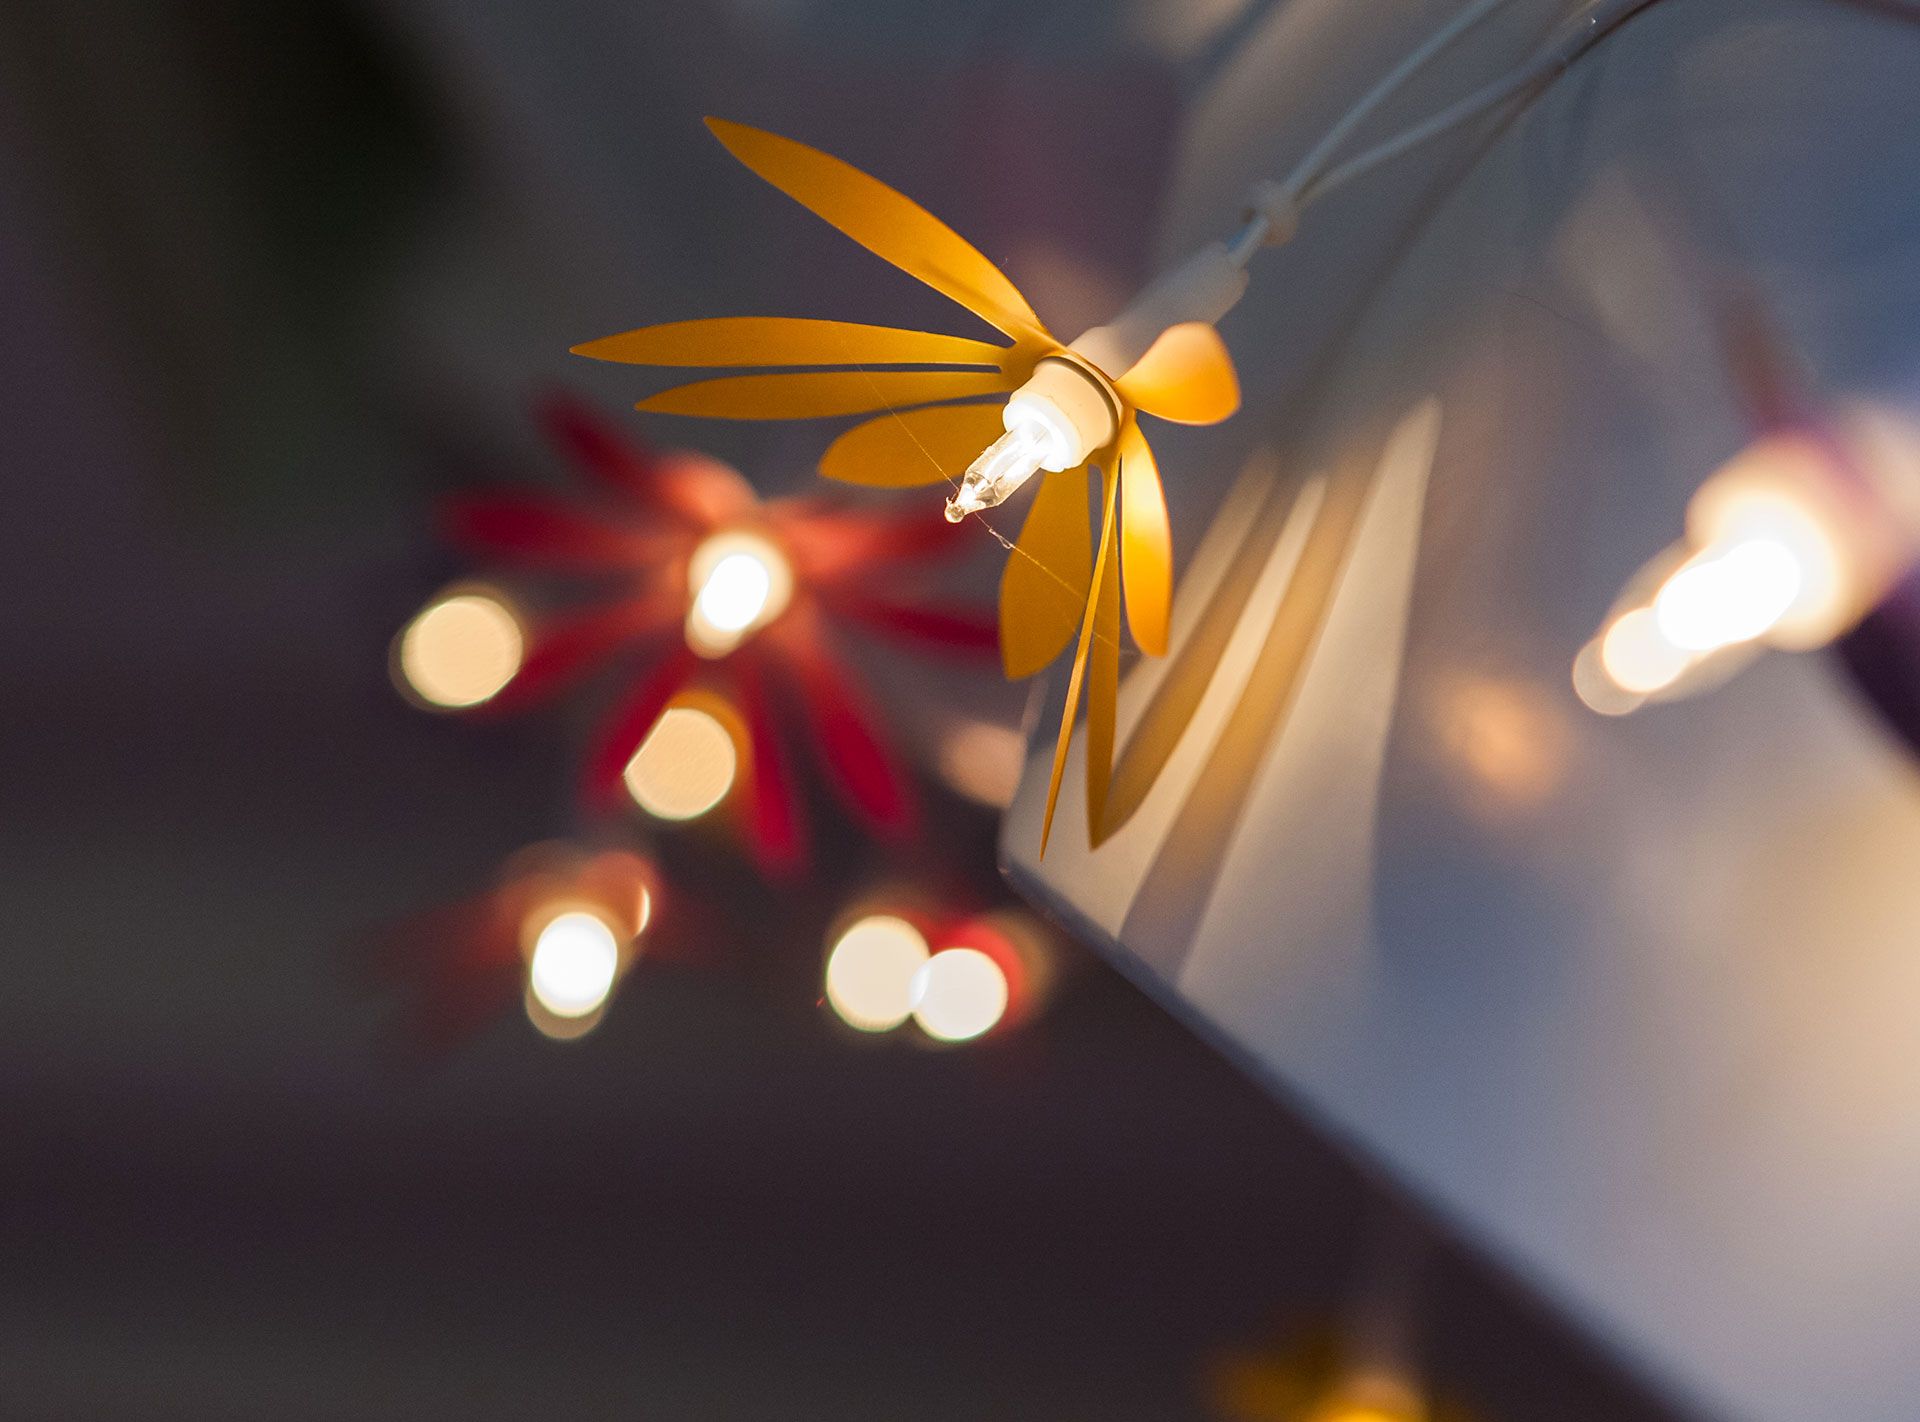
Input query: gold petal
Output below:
<box><xmin>1040</xmin><ymin>464</ymin><xmax>1119</xmax><ymax>856</ymax></box>
<box><xmin>1084</xmin><ymin>486</ymin><xmax>1121</xmax><ymax>844</ymax></box>
<box><xmin>1000</xmin><ymin>465</ymin><xmax>1092</xmax><ymax>679</ymax></box>
<box><xmin>704</xmin><ymin>117</ymin><xmax>1051</xmax><ymax>345</ymax></box>
<box><xmin>819</xmin><ymin>401</ymin><xmax>1009</xmax><ymax>488</ymax></box>
<box><xmin>1118</xmin><ymin>420</ymin><xmax>1171</xmax><ymax>657</ymax></box>
<box><xmin>637</xmin><ymin>369</ymin><xmax>1009</xmax><ymax>420</ymax></box>
<box><xmin>573</xmin><ymin>317</ymin><xmax>1012</xmax><ymax>369</ymax></box>
<box><xmin>1115</xmin><ymin>322</ymin><xmax>1241</xmax><ymax>425</ymax></box>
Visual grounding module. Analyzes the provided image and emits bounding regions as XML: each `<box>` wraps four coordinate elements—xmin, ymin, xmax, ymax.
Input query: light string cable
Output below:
<box><xmin>1229</xmin><ymin>0</ymin><xmax>1670</xmax><ymax>266</ymax></box>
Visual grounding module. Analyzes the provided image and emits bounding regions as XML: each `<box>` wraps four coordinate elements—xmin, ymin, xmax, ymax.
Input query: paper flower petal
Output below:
<box><xmin>819</xmin><ymin>401</ymin><xmax>1008</xmax><ymax>488</ymax></box>
<box><xmin>1085</xmin><ymin>494</ymin><xmax>1122</xmax><ymax>845</ymax></box>
<box><xmin>491</xmin><ymin>597</ymin><xmax>678</xmax><ymax>712</ymax></box>
<box><xmin>539</xmin><ymin>394</ymin><xmax>755</xmax><ymax>526</ymax></box>
<box><xmin>439</xmin><ymin>493</ymin><xmax>666</xmax><ymax>571</ymax></box>
<box><xmin>703</xmin><ymin>117</ymin><xmax>1051</xmax><ymax>346</ymax></box>
<box><xmin>1117</xmin><ymin>420</ymin><xmax>1171</xmax><ymax>657</ymax></box>
<box><xmin>637</xmin><ymin>368</ymin><xmax>1010</xmax><ymax>421</ymax></box>
<box><xmin>820</xmin><ymin>589</ymin><xmax>999</xmax><ymax>657</ymax></box>
<box><xmin>573</xmin><ymin>317</ymin><xmax>1011</xmax><ymax>369</ymax></box>
<box><xmin>1000</xmin><ymin>466</ymin><xmax>1092</xmax><ymax>679</ymax></box>
<box><xmin>1040</xmin><ymin>466</ymin><xmax>1119</xmax><ymax>855</ymax></box>
<box><xmin>735</xmin><ymin>654</ymin><xmax>806</xmax><ymax>874</ymax></box>
<box><xmin>787</xmin><ymin>635</ymin><xmax>915</xmax><ymax>831</ymax></box>
<box><xmin>1115</xmin><ymin>321</ymin><xmax>1241</xmax><ymax>425</ymax></box>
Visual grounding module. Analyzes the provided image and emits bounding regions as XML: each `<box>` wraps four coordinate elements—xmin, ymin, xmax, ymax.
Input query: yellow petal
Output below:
<box><xmin>637</xmin><ymin>368</ymin><xmax>1010</xmax><ymax>420</ymax></box>
<box><xmin>704</xmin><ymin>117</ymin><xmax>1051</xmax><ymax>346</ymax></box>
<box><xmin>1118</xmin><ymin>422</ymin><xmax>1171</xmax><ymax>657</ymax></box>
<box><xmin>819</xmin><ymin>401</ymin><xmax>1008</xmax><ymax>488</ymax></box>
<box><xmin>1085</xmin><ymin>493</ymin><xmax>1121</xmax><ymax>844</ymax></box>
<box><xmin>1040</xmin><ymin>465</ymin><xmax>1118</xmax><ymax>856</ymax></box>
<box><xmin>1000</xmin><ymin>465</ymin><xmax>1092</xmax><ymax>679</ymax></box>
<box><xmin>573</xmin><ymin>317</ymin><xmax>1012</xmax><ymax>369</ymax></box>
<box><xmin>1115</xmin><ymin>322</ymin><xmax>1240</xmax><ymax>425</ymax></box>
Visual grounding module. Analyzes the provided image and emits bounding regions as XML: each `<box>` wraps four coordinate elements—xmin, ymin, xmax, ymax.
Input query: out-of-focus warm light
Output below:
<box><xmin>1431</xmin><ymin>675</ymin><xmax>1567</xmax><ymax>813</ymax></box>
<box><xmin>1598</xmin><ymin>607</ymin><xmax>1691</xmax><ymax>695</ymax></box>
<box><xmin>910</xmin><ymin>946</ymin><xmax>1009</xmax><ymax>1042</ymax></box>
<box><xmin>685</xmin><ymin>530</ymin><xmax>793</xmax><ymax>657</ymax></box>
<box><xmin>936</xmin><ymin>719</ymin><xmax>1027</xmax><ymax>808</ymax></box>
<box><xmin>623</xmin><ymin>704</ymin><xmax>739</xmax><ymax>820</ymax></box>
<box><xmin>1653</xmin><ymin>538</ymin><xmax>1802</xmax><ymax>652</ymax></box>
<box><xmin>824</xmin><ymin>915</ymin><xmax>930</xmax><ymax>1032</ymax></box>
<box><xmin>1689</xmin><ymin>469</ymin><xmax>1851</xmax><ymax>648</ymax></box>
<box><xmin>397</xmin><ymin>590</ymin><xmax>523</xmax><ymax>707</ymax></box>
<box><xmin>528</xmin><ymin>910</ymin><xmax>621</xmax><ymax>1018</ymax></box>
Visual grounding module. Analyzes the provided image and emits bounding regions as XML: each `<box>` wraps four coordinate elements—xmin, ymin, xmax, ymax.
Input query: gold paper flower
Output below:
<box><xmin>574</xmin><ymin>118</ymin><xmax>1240</xmax><ymax>850</ymax></box>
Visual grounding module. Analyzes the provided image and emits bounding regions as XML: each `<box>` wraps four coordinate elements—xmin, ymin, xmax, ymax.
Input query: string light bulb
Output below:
<box><xmin>527</xmin><ymin>909</ymin><xmax>622</xmax><ymax>1019</ymax></box>
<box><xmin>684</xmin><ymin>529</ymin><xmax>793</xmax><ymax>657</ymax></box>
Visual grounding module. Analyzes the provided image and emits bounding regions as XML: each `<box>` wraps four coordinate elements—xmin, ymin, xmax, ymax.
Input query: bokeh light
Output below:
<box><xmin>527</xmin><ymin>910</ymin><xmax>621</xmax><ymax>1018</ymax></box>
<box><xmin>910</xmin><ymin>946</ymin><xmax>1009</xmax><ymax>1042</ymax></box>
<box><xmin>396</xmin><ymin>590</ymin><xmax>524</xmax><ymax>708</ymax></box>
<box><xmin>1598</xmin><ymin>607</ymin><xmax>1691</xmax><ymax>695</ymax></box>
<box><xmin>824</xmin><ymin>914</ymin><xmax>930</xmax><ymax>1032</ymax></box>
<box><xmin>935</xmin><ymin>719</ymin><xmax>1028</xmax><ymax>808</ymax></box>
<box><xmin>1653</xmin><ymin>539</ymin><xmax>1802</xmax><ymax>652</ymax></box>
<box><xmin>684</xmin><ymin>529</ymin><xmax>793</xmax><ymax>657</ymax></box>
<box><xmin>623</xmin><ymin>704</ymin><xmax>739</xmax><ymax>820</ymax></box>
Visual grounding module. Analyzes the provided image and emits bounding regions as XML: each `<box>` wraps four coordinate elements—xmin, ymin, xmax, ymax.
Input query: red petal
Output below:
<box><xmin>439</xmin><ymin>492</ymin><xmax>664</xmax><ymax>570</ymax></box>
<box><xmin>734</xmin><ymin>654</ymin><xmax>807</xmax><ymax>875</ymax></box>
<box><xmin>538</xmin><ymin>392</ymin><xmax>757</xmax><ymax>529</ymax></box>
<box><xmin>486</xmin><ymin>596</ymin><xmax>678</xmax><ymax>712</ymax></box>
<box><xmin>822</xmin><ymin>588</ymin><xmax>1000</xmax><ymax>658</ymax></box>
<box><xmin>785</xmin><ymin>633</ymin><xmax>915</xmax><ymax>833</ymax></box>
<box><xmin>580</xmin><ymin>644</ymin><xmax>700</xmax><ymax>811</ymax></box>
<box><xmin>774</xmin><ymin>502</ymin><xmax>969</xmax><ymax>581</ymax></box>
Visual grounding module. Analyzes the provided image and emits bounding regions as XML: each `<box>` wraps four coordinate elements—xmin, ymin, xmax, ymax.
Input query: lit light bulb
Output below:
<box><xmin>1652</xmin><ymin>538</ymin><xmax>1803</xmax><ymax>652</ymax></box>
<box><xmin>528</xmin><ymin>910</ymin><xmax>621</xmax><ymax>1018</ymax></box>
<box><xmin>909</xmin><ymin>946</ymin><xmax>1009</xmax><ymax>1042</ymax></box>
<box><xmin>824</xmin><ymin>915</ymin><xmax>930</xmax><ymax>1033</ymax></box>
<box><xmin>945</xmin><ymin>361</ymin><xmax>1115</xmax><ymax>522</ymax></box>
<box><xmin>684</xmin><ymin>530</ymin><xmax>793</xmax><ymax>657</ymax></box>
<box><xmin>396</xmin><ymin>589</ymin><xmax>524</xmax><ymax>708</ymax></box>
<box><xmin>623</xmin><ymin>703</ymin><xmax>739</xmax><ymax>820</ymax></box>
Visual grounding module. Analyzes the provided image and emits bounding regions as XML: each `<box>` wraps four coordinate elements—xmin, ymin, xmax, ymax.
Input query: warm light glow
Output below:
<box><xmin>685</xmin><ymin>530</ymin><xmax>793</xmax><ymax>657</ymax></box>
<box><xmin>397</xmin><ymin>591</ymin><xmax>523</xmax><ymax>707</ymax></box>
<box><xmin>824</xmin><ymin>915</ymin><xmax>931</xmax><ymax>1033</ymax></box>
<box><xmin>909</xmin><ymin>947</ymin><xmax>1009</xmax><ymax>1042</ymax></box>
<box><xmin>935</xmin><ymin>720</ymin><xmax>1027</xmax><ymax>808</ymax></box>
<box><xmin>1689</xmin><ymin>474</ymin><xmax>1851</xmax><ymax>647</ymax></box>
<box><xmin>623</xmin><ymin>705</ymin><xmax>739</xmax><ymax>820</ymax></box>
<box><xmin>1598</xmin><ymin>607</ymin><xmax>1691</xmax><ymax>695</ymax></box>
<box><xmin>1653</xmin><ymin>538</ymin><xmax>1802</xmax><ymax>652</ymax></box>
<box><xmin>528</xmin><ymin>910</ymin><xmax>621</xmax><ymax>1018</ymax></box>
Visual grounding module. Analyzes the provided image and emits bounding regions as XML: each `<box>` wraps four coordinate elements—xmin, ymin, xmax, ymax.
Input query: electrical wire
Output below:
<box><xmin>1231</xmin><ymin>0</ymin><xmax>1670</xmax><ymax>263</ymax></box>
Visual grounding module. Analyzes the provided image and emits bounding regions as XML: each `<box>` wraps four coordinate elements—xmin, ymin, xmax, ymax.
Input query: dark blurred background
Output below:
<box><xmin>0</xmin><ymin>3</ymin><xmax>1685</xmax><ymax>1417</ymax></box>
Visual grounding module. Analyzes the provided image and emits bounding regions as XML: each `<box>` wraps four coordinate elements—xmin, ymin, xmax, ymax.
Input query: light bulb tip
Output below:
<box><xmin>943</xmin><ymin>499</ymin><xmax>968</xmax><ymax>523</ymax></box>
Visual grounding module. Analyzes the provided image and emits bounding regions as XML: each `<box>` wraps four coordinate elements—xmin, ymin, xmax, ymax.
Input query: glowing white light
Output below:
<box><xmin>1653</xmin><ymin>539</ymin><xmax>1803</xmax><ymax>652</ymax></box>
<box><xmin>397</xmin><ymin>591</ymin><xmax>523</xmax><ymax>708</ymax></box>
<box><xmin>623</xmin><ymin>705</ymin><xmax>738</xmax><ymax>820</ymax></box>
<box><xmin>946</xmin><ymin>392</ymin><xmax>1081</xmax><ymax>522</ymax></box>
<box><xmin>909</xmin><ymin>947</ymin><xmax>1009</xmax><ymax>1042</ymax></box>
<box><xmin>1599</xmin><ymin>607</ymin><xmax>1691</xmax><ymax>695</ymax></box>
<box><xmin>824</xmin><ymin>915</ymin><xmax>930</xmax><ymax>1033</ymax></box>
<box><xmin>528</xmin><ymin>911</ymin><xmax>621</xmax><ymax>1018</ymax></box>
<box><xmin>685</xmin><ymin>531</ymin><xmax>793</xmax><ymax>656</ymax></box>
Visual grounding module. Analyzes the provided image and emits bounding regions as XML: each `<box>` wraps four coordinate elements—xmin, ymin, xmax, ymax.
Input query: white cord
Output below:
<box><xmin>1233</xmin><ymin>0</ymin><xmax>1666</xmax><ymax>263</ymax></box>
<box><xmin>1234</xmin><ymin>0</ymin><xmax>1527</xmax><ymax>261</ymax></box>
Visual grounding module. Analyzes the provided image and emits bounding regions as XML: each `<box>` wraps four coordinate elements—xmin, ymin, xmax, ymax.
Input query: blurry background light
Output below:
<box><xmin>1653</xmin><ymin>539</ymin><xmax>1803</xmax><ymax>652</ymax></box>
<box><xmin>909</xmin><ymin>946</ymin><xmax>1009</xmax><ymax>1043</ymax></box>
<box><xmin>527</xmin><ymin>909</ymin><xmax>621</xmax><ymax>1018</ymax></box>
<box><xmin>685</xmin><ymin>529</ymin><xmax>793</xmax><ymax>657</ymax></box>
<box><xmin>824</xmin><ymin>914</ymin><xmax>930</xmax><ymax>1032</ymax></box>
<box><xmin>396</xmin><ymin>589</ymin><xmax>523</xmax><ymax>708</ymax></box>
<box><xmin>623</xmin><ymin>703</ymin><xmax>740</xmax><ymax>820</ymax></box>
<box><xmin>935</xmin><ymin>719</ymin><xmax>1028</xmax><ymax>809</ymax></box>
<box><xmin>1598</xmin><ymin>606</ymin><xmax>1692</xmax><ymax>695</ymax></box>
